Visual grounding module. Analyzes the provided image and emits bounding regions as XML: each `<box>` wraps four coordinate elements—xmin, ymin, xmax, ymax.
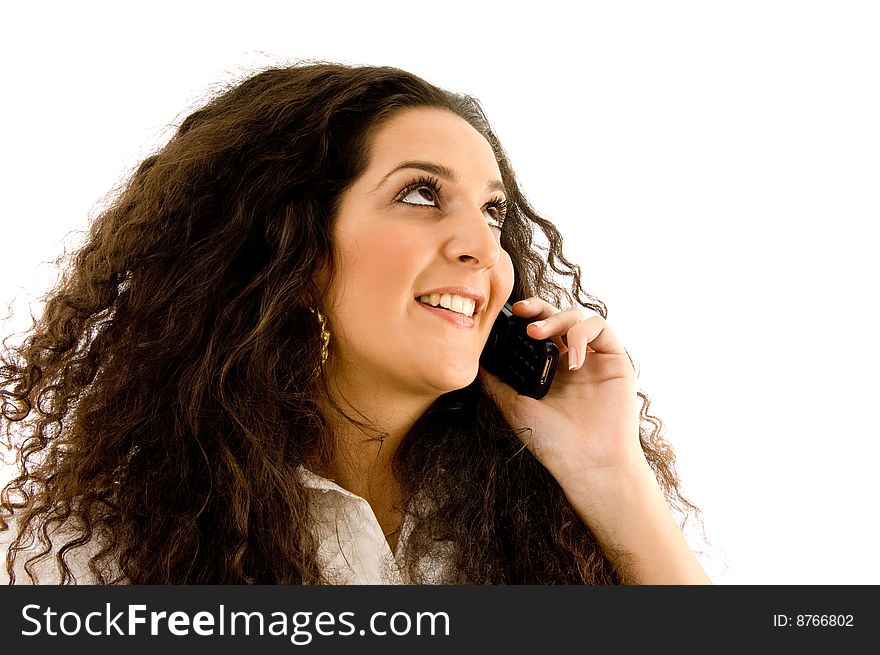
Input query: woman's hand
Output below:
<box><xmin>480</xmin><ymin>296</ymin><xmax>644</xmax><ymax>497</ymax></box>
<box><xmin>481</xmin><ymin>297</ymin><xmax>712</xmax><ymax>584</ymax></box>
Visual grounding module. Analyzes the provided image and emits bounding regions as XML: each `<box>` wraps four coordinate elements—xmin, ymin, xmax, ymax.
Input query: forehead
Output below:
<box><xmin>363</xmin><ymin>107</ymin><xmax>501</xmax><ymax>179</ymax></box>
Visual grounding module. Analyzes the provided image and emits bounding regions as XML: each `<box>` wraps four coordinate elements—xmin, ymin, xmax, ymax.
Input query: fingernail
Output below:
<box><xmin>531</xmin><ymin>320</ymin><xmax>546</xmax><ymax>329</ymax></box>
<box><xmin>568</xmin><ymin>349</ymin><xmax>579</xmax><ymax>370</ymax></box>
<box><xmin>516</xmin><ymin>299</ymin><xmax>530</xmax><ymax>307</ymax></box>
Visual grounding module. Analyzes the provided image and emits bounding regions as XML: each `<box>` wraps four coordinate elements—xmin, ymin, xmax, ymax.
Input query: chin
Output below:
<box><xmin>425</xmin><ymin>364</ymin><xmax>480</xmax><ymax>394</ymax></box>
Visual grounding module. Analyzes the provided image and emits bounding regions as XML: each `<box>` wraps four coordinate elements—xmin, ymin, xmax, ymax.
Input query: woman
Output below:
<box><xmin>1</xmin><ymin>62</ymin><xmax>710</xmax><ymax>584</ymax></box>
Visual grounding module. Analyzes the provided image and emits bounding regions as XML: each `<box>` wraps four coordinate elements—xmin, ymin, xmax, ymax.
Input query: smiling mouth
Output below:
<box><xmin>417</xmin><ymin>293</ymin><xmax>476</xmax><ymax>318</ymax></box>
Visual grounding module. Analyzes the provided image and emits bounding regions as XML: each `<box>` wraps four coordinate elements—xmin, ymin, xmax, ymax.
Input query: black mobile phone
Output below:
<box><xmin>479</xmin><ymin>303</ymin><xmax>559</xmax><ymax>399</ymax></box>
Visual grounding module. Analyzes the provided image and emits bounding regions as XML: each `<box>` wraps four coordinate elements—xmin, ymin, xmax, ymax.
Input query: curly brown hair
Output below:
<box><xmin>1</xmin><ymin>62</ymin><xmax>699</xmax><ymax>584</ymax></box>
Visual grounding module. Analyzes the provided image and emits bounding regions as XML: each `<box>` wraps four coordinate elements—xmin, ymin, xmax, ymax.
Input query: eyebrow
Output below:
<box><xmin>374</xmin><ymin>160</ymin><xmax>507</xmax><ymax>197</ymax></box>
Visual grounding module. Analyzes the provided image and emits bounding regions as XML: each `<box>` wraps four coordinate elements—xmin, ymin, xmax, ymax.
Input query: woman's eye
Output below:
<box><xmin>401</xmin><ymin>185</ymin><xmax>437</xmax><ymax>206</ymax></box>
<box><xmin>484</xmin><ymin>202</ymin><xmax>507</xmax><ymax>231</ymax></box>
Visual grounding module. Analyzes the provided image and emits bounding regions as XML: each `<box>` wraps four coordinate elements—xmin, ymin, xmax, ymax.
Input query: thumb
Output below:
<box><xmin>478</xmin><ymin>367</ymin><xmax>519</xmax><ymax>409</ymax></box>
<box><xmin>479</xmin><ymin>367</ymin><xmax>544</xmax><ymax>458</ymax></box>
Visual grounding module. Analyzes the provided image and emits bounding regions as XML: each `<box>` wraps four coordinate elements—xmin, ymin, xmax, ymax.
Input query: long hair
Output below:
<box><xmin>1</xmin><ymin>62</ymin><xmax>699</xmax><ymax>583</ymax></box>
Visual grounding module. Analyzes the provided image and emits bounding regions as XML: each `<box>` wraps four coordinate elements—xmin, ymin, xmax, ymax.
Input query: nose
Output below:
<box><xmin>442</xmin><ymin>205</ymin><xmax>502</xmax><ymax>268</ymax></box>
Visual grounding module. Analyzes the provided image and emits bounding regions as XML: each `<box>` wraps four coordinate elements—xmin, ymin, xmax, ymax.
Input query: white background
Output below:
<box><xmin>2</xmin><ymin>1</ymin><xmax>878</xmax><ymax>584</ymax></box>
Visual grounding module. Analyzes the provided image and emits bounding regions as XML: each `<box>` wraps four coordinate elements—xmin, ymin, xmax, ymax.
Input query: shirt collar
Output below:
<box><xmin>295</xmin><ymin>464</ymin><xmax>366</xmax><ymax>502</ymax></box>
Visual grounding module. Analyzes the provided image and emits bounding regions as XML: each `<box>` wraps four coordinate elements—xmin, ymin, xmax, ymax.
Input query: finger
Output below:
<box><xmin>510</xmin><ymin>297</ymin><xmax>561</xmax><ymax>320</ymax></box>
<box><xmin>579</xmin><ymin>315</ymin><xmax>626</xmax><ymax>355</ymax></box>
<box><xmin>565</xmin><ymin>315</ymin><xmax>628</xmax><ymax>370</ymax></box>
<box><xmin>512</xmin><ymin>299</ymin><xmax>569</xmax><ymax>349</ymax></box>
<box><xmin>523</xmin><ymin>306</ymin><xmax>599</xmax><ymax>343</ymax></box>
<box><xmin>523</xmin><ymin>309</ymin><xmax>627</xmax><ymax>368</ymax></box>
<box><xmin>511</xmin><ymin>298</ymin><xmax>568</xmax><ymax>350</ymax></box>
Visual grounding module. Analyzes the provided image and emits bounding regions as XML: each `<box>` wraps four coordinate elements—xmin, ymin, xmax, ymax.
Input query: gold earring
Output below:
<box><xmin>314</xmin><ymin>309</ymin><xmax>330</xmax><ymax>366</ymax></box>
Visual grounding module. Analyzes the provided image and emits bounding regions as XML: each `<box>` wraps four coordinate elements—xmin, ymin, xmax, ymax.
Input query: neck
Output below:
<box><xmin>314</xmin><ymin>364</ymin><xmax>439</xmax><ymax>498</ymax></box>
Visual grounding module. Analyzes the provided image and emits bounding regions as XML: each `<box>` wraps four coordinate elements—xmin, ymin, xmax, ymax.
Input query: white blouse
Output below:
<box><xmin>0</xmin><ymin>466</ymin><xmax>450</xmax><ymax>585</ymax></box>
<box><xmin>297</xmin><ymin>466</ymin><xmax>450</xmax><ymax>584</ymax></box>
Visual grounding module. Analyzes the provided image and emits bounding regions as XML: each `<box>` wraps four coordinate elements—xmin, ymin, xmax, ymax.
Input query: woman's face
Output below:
<box><xmin>325</xmin><ymin>107</ymin><xmax>515</xmax><ymax>400</ymax></box>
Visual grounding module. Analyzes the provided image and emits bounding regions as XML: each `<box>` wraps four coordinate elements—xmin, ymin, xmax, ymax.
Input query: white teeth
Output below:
<box><xmin>417</xmin><ymin>293</ymin><xmax>477</xmax><ymax>318</ymax></box>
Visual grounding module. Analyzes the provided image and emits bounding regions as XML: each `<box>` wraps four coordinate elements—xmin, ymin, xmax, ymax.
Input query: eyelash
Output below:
<box><xmin>395</xmin><ymin>174</ymin><xmax>508</xmax><ymax>230</ymax></box>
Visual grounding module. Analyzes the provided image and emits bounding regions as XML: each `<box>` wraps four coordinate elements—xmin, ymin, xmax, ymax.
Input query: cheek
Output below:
<box><xmin>332</xmin><ymin>225</ymin><xmax>425</xmax><ymax>303</ymax></box>
<box><xmin>481</xmin><ymin>251</ymin><xmax>516</xmax><ymax>326</ymax></box>
<box><xmin>497</xmin><ymin>250</ymin><xmax>516</xmax><ymax>300</ymax></box>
